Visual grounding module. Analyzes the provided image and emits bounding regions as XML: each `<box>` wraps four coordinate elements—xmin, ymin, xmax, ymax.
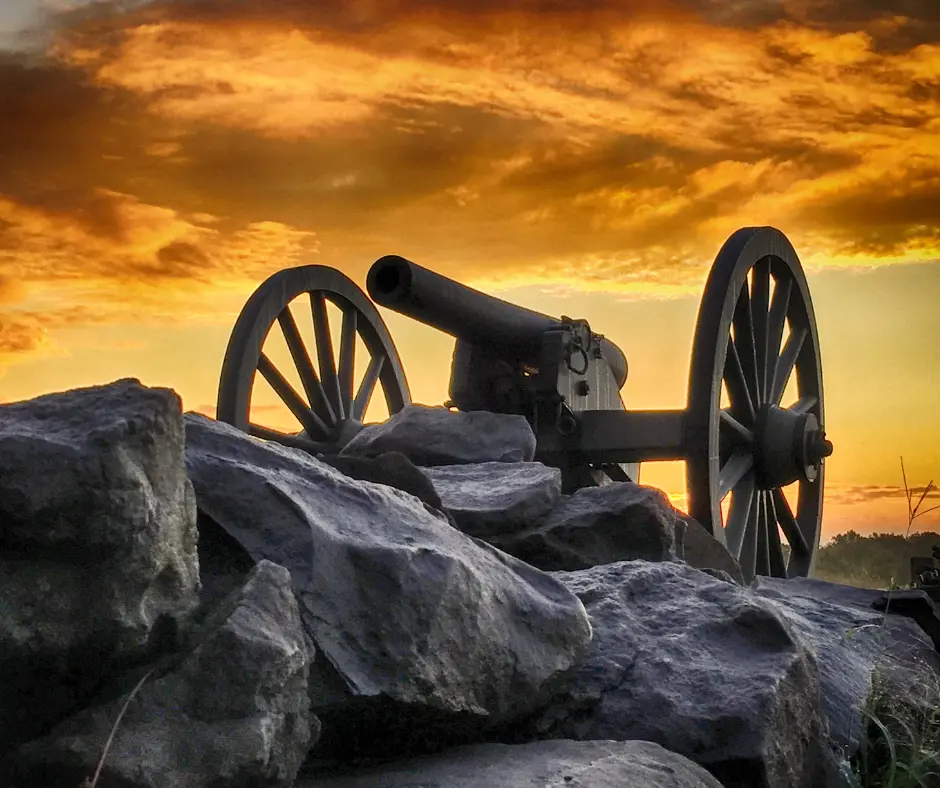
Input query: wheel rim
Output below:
<box><xmin>686</xmin><ymin>227</ymin><xmax>831</xmax><ymax>582</ymax></box>
<box><xmin>217</xmin><ymin>265</ymin><xmax>410</xmax><ymax>452</ymax></box>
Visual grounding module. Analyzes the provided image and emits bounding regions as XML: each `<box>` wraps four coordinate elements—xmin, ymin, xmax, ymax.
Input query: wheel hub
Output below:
<box><xmin>755</xmin><ymin>404</ymin><xmax>833</xmax><ymax>489</ymax></box>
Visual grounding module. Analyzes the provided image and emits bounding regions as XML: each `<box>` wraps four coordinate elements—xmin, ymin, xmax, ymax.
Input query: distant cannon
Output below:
<box><xmin>216</xmin><ymin>226</ymin><xmax>833</xmax><ymax>583</ymax></box>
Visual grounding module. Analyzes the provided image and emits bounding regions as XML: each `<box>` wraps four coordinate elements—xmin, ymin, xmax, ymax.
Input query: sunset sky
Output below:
<box><xmin>1</xmin><ymin>0</ymin><xmax>938</xmax><ymax>542</ymax></box>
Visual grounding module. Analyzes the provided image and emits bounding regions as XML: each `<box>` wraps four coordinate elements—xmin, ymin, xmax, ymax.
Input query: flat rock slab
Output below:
<box><xmin>15</xmin><ymin>561</ymin><xmax>313</xmax><ymax>788</ymax></box>
<box><xmin>301</xmin><ymin>739</ymin><xmax>725</xmax><ymax>788</ymax></box>
<box><xmin>422</xmin><ymin>462</ymin><xmax>562</xmax><ymax>538</ymax></box>
<box><xmin>488</xmin><ymin>483</ymin><xmax>680</xmax><ymax>571</ymax></box>
<box><xmin>184</xmin><ymin>414</ymin><xmax>591</xmax><ymax>759</ymax></box>
<box><xmin>340</xmin><ymin>405</ymin><xmax>536</xmax><ymax>465</ymax></box>
<box><xmin>514</xmin><ymin>561</ymin><xmax>836</xmax><ymax>788</ymax></box>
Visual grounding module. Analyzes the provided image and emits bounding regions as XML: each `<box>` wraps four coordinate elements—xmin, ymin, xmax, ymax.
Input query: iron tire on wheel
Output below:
<box><xmin>217</xmin><ymin>265</ymin><xmax>410</xmax><ymax>453</ymax></box>
<box><xmin>685</xmin><ymin>227</ymin><xmax>831</xmax><ymax>582</ymax></box>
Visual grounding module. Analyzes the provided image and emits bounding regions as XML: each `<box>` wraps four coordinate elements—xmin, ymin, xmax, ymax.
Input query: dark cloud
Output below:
<box><xmin>154</xmin><ymin>240</ymin><xmax>211</xmax><ymax>277</ymax></box>
<box><xmin>829</xmin><ymin>484</ymin><xmax>940</xmax><ymax>506</ymax></box>
<box><xmin>0</xmin><ymin>313</ymin><xmax>42</xmax><ymax>354</ymax></box>
<box><xmin>0</xmin><ymin>0</ymin><xmax>935</xmax><ymax>299</ymax></box>
<box><xmin>793</xmin><ymin>168</ymin><xmax>940</xmax><ymax>256</ymax></box>
<box><xmin>41</xmin><ymin>0</ymin><xmax>940</xmax><ymax>49</ymax></box>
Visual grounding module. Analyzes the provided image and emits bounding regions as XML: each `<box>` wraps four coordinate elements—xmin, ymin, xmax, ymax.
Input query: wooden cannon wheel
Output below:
<box><xmin>216</xmin><ymin>266</ymin><xmax>411</xmax><ymax>453</ymax></box>
<box><xmin>685</xmin><ymin>227</ymin><xmax>831</xmax><ymax>581</ymax></box>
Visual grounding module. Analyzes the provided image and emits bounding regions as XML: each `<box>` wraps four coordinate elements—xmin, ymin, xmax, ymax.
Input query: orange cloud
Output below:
<box><xmin>0</xmin><ymin>0</ymin><xmax>936</xmax><ymax>372</ymax></box>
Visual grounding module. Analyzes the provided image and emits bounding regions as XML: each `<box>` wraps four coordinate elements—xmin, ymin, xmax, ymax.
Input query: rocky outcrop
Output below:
<box><xmin>3</xmin><ymin>381</ymin><xmax>939</xmax><ymax>788</ymax></box>
<box><xmin>754</xmin><ymin>577</ymin><xmax>940</xmax><ymax>753</ymax></box>
<box><xmin>502</xmin><ymin>561</ymin><xmax>837</xmax><ymax>788</ymax></box>
<box><xmin>317</xmin><ymin>450</ymin><xmax>444</xmax><ymax>511</ymax></box>
<box><xmin>340</xmin><ymin>404</ymin><xmax>537</xmax><ymax>464</ymax></box>
<box><xmin>0</xmin><ymin>379</ymin><xmax>200</xmax><ymax>748</ymax></box>
<box><xmin>184</xmin><ymin>413</ymin><xmax>592</xmax><ymax>758</ymax></box>
<box><xmin>422</xmin><ymin>461</ymin><xmax>562</xmax><ymax>537</ymax></box>
<box><xmin>486</xmin><ymin>483</ymin><xmax>681</xmax><ymax>569</ymax></box>
<box><xmin>15</xmin><ymin>560</ymin><xmax>314</xmax><ymax>787</ymax></box>
<box><xmin>677</xmin><ymin>513</ymin><xmax>745</xmax><ymax>585</ymax></box>
<box><xmin>301</xmin><ymin>739</ymin><xmax>726</xmax><ymax>787</ymax></box>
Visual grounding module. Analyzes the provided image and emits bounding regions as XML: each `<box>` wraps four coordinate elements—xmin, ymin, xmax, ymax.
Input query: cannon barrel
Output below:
<box><xmin>367</xmin><ymin>255</ymin><xmax>627</xmax><ymax>389</ymax></box>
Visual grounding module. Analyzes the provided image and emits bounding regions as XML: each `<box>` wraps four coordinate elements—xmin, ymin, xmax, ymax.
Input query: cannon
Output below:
<box><xmin>216</xmin><ymin>226</ymin><xmax>833</xmax><ymax>582</ymax></box>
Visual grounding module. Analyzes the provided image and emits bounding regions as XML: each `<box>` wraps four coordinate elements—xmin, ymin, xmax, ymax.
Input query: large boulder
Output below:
<box><xmin>508</xmin><ymin>561</ymin><xmax>838</xmax><ymax>788</ymax></box>
<box><xmin>318</xmin><ymin>451</ymin><xmax>444</xmax><ymax>512</ymax></box>
<box><xmin>184</xmin><ymin>414</ymin><xmax>592</xmax><ymax>759</ymax></box>
<box><xmin>340</xmin><ymin>405</ymin><xmax>537</xmax><ymax>465</ymax></box>
<box><xmin>300</xmin><ymin>739</ymin><xmax>725</xmax><ymax>788</ymax></box>
<box><xmin>422</xmin><ymin>462</ymin><xmax>562</xmax><ymax>538</ymax></box>
<box><xmin>487</xmin><ymin>483</ymin><xmax>681</xmax><ymax>570</ymax></box>
<box><xmin>753</xmin><ymin>577</ymin><xmax>940</xmax><ymax>754</ymax></box>
<box><xmin>677</xmin><ymin>513</ymin><xmax>745</xmax><ymax>585</ymax></box>
<box><xmin>0</xmin><ymin>379</ymin><xmax>200</xmax><ymax>749</ymax></box>
<box><xmin>15</xmin><ymin>560</ymin><xmax>314</xmax><ymax>788</ymax></box>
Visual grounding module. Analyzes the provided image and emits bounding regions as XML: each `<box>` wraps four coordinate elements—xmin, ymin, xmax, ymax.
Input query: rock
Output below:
<box><xmin>487</xmin><ymin>483</ymin><xmax>680</xmax><ymax>571</ymax></box>
<box><xmin>340</xmin><ymin>404</ymin><xmax>536</xmax><ymax>465</ymax></box>
<box><xmin>15</xmin><ymin>560</ymin><xmax>314</xmax><ymax>788</ymax></box>
<box><xmin>422</xmin><ymin>462</ymin><xmax>562</xmax><ymax>538</ymax></box>
<box><xmin>510</xmin><ymin>561</ymin><xmax>837</xmax><ymax>788</ymax></box>
<box><xmin>754</xmin><ymin>577</ymin><xmax>940</xmax><ymax>753</ymax></box>
<box><xmin>196</xmin><ymin>511</ymin><xmax>256</xmax><ymax>609</ymax></box>
<box><xmin>676</xmin><ymin>513</ymin><xmax>745</xmax><ymax>585</ymax></box>
<box><xmin>300</xmin><ymin>739</ymin><xmax>726</xmax><ymax>788</ymax></box>
<box><xmin>183</xmin><ymin>413</ymin><xmax>592</xmax><ymax>759</ymax></box>
<box><xmin>317</xmin><ymin>451</ymin><xmax>444</xmax><ymax>511</ymax></box>
<box><xmin>0</xmin><ymin>379</ymin><xmax>200</xmax><ymax>749</ymax></box>
<box><xmin>872</xmin><ymin>588</ymin><xmax>940</xmax><ymax>652</ymax></box>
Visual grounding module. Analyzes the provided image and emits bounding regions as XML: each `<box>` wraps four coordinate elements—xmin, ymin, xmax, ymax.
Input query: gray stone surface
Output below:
<box><xmin>0</xmin><ymin>379</ymin><xmax>200</xmax><ymax>747</ymax></box>
<box><xmin>422</xmin><ymin>461</ymin><xmax>562</xmax><ymax>537</ymax></box>
<box><xmin>513</xmin><ymin>561</ymin><xmax>838</xmax><ymax>788</ymax></box>
<box><xmin>318</xmin><ymin>450</ymin><xmax>444</xmax><ymax>511</ymax></box>
<box><xmin>300</xmin><ymin>739</ymin><xmax>726</xmax><ymax>788</ymax></box>
<box><xmin>677</xmin><ymin>512</ymin><xmax>745</xmax><ymax>584</ymax></box>
<box><xmin>754</xmin><ymin>576</ymin><xmax>940</xmax><ymax>753</ymax></box>
<box><xmin>184</xmin><ymin>413</ymin><xmax>592</xmax><ymax>759</ymax></box>
<box><xmin>15</xmin><ymin>560</ymin><xmax>314</xmax><ymax>788</ymax></box>
<box><xmin>340</xmin><ymin>404</ymin><xmax>536</xmax><ymax>465</ymax></box>
<box><xmin>488</xmin><ymin>483</ymin><xmax>680</xmax><ymax>570</ymax></box>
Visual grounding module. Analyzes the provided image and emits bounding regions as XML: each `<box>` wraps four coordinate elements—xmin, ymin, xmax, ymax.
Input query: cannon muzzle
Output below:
<box><xmin>367</xmin><ymin>255</ymin><xmax>627</xmax><ymax>389</ymax></box>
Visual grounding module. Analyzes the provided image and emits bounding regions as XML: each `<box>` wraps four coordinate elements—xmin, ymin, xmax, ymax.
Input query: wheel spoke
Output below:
<box><xmin>720</xmin><ymin>409</ymin><xmax>755</xmax><ymax>446</ymax></box>
<box><xmin>766</xmin><ymin>275</ymin><xmax>792</xmax><ymax>402</ymax></box>
<box><xmin>310</xmin><ymin>292</ymin><xmax>345</xmax><ymax>421</ymax></box>
<box><xmin>725</xmin><ymin>470</ymin><xmax>756</xmax><ymax>559</ymax></box>
<box><xmin>732</xmin><ymin>281</ymin><xmax>761</xmax><ymax>406</ymax></box>
<box><xmin>337</xmin><ymin>307</ymin><xmax>358</xmax><ymax>418</ymax></box>
<box><xmin>738</xmin><ymin>490</ymin><xmax>759</xmax><ymax>582</ymax></box>
<box><xmin>277</xmin><ymin>306</ymin><xmax>337</xmax><ymax>427</ymax></box>
<box><xmin>755</xmin><ymin>492</ymin><xmax>772</xmax><ymax>578</ymax></box>
<box><xmin>790</xmin><ymin>395</ymin><xmax>818</xmax><ymax>415</ymax></box>
<box><xmin>352</xmin><ymin>353</ymin><xmax>385</xmax><ymax>421</ymax></box>
<box><xmin>770</xmin><ymin>325</ymin><xmax>806</xmax><ymax>405</ymax></box>
<box><xmin>772</xmin><ymin>487</ymin><xmax>809</xmax><ymax>555</ymax></box>
<box><xmin>724</xmin><ymin>337</ymin><xmax>757</xmax><ymax>423</ymax></box>
<box><xmin>765</xmin><ymin>494</ymin><xmax>789</xmax><ymax>578</ymax></box>
<box><xmin>719</xmin><ymin>450</ymin><xmax>754</xmax><ymax>500</ymax></box>
<box><xmin>257</xmin><ymin>353</ymin><xmax>330</xmax><ymax>439</ymax></box>
<box><xmin>751</xmin><ymin>259</ymin><xmax>771</xmax><ymax>403</ymax></box>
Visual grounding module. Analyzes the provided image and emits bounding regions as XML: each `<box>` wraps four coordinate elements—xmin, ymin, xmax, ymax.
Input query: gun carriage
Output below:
<box><xmin>217</xmin><ymin>226</ymin><xmax>833</xmax><ymax>583</ymax></box>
